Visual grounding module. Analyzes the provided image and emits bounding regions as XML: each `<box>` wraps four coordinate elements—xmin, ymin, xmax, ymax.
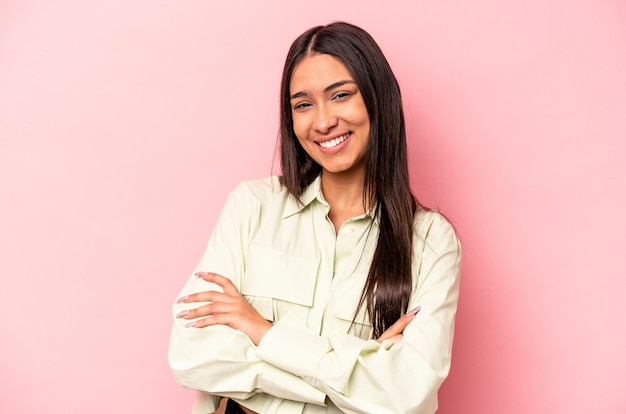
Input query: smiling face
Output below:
<box><xmin>289</xmin><ymin>53</ymin><xmax>371</xmax><ymax>179</ymax></box>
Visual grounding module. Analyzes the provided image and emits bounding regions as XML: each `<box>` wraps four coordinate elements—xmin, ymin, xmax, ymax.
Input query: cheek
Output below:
<box><xmin>295</xmin><ymin>135</ymin><xmax>307</xmax><ymax>149</ymax></box>
<box><xmin>291</xmin><ymin>116</ymin><xmax>308</xmax><ymax>141</ymax></box>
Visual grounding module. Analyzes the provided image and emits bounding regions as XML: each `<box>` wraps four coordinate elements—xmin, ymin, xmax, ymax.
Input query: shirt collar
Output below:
<box><xmin>283</xmin><ymin>175</ymin><xmax>324</xmax><ymax>219</ymax></box>
<box><xmin>283</xmin><ymin>175</ymin><xmax>379</xmax><ymax>224</ymax></box>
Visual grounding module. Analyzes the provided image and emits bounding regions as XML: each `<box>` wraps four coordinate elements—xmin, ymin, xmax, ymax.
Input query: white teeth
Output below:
<box><xmin>319</xmin><ymin>133</ymin><xmax>349</xmax><ymax>149</ymax></box>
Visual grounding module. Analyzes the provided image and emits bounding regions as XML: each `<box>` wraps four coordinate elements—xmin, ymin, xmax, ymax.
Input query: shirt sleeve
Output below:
<box><xmin>167</xmin><ymin>182</ymin><xmax>327</xmax><ymax>411</ymax></box>
<box><xmin>255</xmin><ymin>212</ymin><xmax>462</xmax><ymax>414</ymax></box>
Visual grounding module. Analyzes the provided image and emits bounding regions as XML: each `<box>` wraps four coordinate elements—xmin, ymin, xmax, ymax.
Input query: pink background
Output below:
<box><xmin>2</xmin><ymin>1</ymin><xmax>625</xmax><ymax>413</ymax></box>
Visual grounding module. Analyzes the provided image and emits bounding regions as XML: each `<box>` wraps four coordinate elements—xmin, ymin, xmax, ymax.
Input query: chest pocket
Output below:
<box><xmin>333</xmin><ymin>279</ymin><xmax>374</xmax><ymax>340</ymax></box>
<box><xmin>241</xmin><ymin>246</ymin><xmax>318</xmax><ymax>322</ymax></box>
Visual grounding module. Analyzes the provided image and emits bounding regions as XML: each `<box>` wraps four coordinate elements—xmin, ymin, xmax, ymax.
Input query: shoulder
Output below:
<box><xmin>222</xmin><ymin>176</ymin><xmax>299</xmax><ymax>222</ymax></box>
<box><xmin>413</xmin><ymin>209</ymin><xmax>462</xmax><ymax>261</ymax></box>
<box><xmin>228</xmin><ymin>176</ymin><xmax>288</xmax><ymax>204</ymax></box>
<box><xmin>413</xmin><ymin>209</ymin><xmax>457</xmax><ymax>239</ymax></box>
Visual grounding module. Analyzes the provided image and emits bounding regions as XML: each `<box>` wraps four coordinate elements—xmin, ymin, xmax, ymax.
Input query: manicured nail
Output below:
<box><xmin>185</xmin><ymin>321</ymin><xmax>198</xmax><ymax>328</ymax></box>
<box><xmin>176</xmin><ymin>310</ymin><xmax>190</xmax><ymax>318</ymax></box>
<box><xmin>176</xmin><ymin>295</ymin><xmax>190</xmax><ymax>304</ymax></box>
<box><xmin>406</xmin><ymin>306</ymin><xmax>421</xmax><ymax>316</ymax></box>
<box><xmin>195</xmin><ymin>272</ymin><xmax>209</xmax><ymax>278</ymax></box>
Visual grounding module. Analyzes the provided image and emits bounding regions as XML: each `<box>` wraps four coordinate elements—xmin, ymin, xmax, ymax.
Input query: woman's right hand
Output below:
<box><xmin>376</xmin><ymin>306</ymin><xmax>420</xmax><ymax>343</ymax></box>
<box><xmin>176</xmin><ymin>272</ymin><xmax>272</xmax><ymax>346</ymax></box>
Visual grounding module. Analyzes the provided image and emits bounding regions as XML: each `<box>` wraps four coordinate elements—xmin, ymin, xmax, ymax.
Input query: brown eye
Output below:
<box><xmin>293</xmin><ymin>102</ymin><xmax>312</xmax><ymax>110</ymax></box>
<box><xmin>333</xmin><ymin>92</ymin><xmax>351</xmax><ymax>101</ymax></box>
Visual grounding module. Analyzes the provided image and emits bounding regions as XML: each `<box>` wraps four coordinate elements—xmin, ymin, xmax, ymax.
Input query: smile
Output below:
<box><xmin>318</xmin><ymin>132</ymin><xmax>351</xmax><ymax>149</ymax></box>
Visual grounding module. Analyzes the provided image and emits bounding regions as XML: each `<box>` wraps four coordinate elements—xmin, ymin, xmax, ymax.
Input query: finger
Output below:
<box><xmin>377</xmin><ymin>306</ymin><xmax>420</xmax><ymax>342</ymax></box>
<box><xmin>176</xmin><ymin>300</ymin><xmax>237</xmax><ymax>320</ymax></box>
<box><xmin>177</xmin><ymin>290</ymin><xmax>235</xmax><ymax>304</ymax></box>
<box><xmin>377</xmin><ymin>321</ymin><xmax>405</xmax><ymax>342</ymax></box>
<box><xmin>196</xmin><ymin>272</ymin><xmax>240</xmax><ymax>296</ymax></box>
<box><xmin>185</xmin><ymin>313</ymin><xmax>229</xmax><ymax>329</ymax></box>
<box><xmin>378</xmin><ymin>333</ymin><xmax>403</xmax><ymax>344</ymax></box>
<box><xmin>378</xmin><ymin>318</ymin><xmax>409</xmax><ymax>342</ymax></box>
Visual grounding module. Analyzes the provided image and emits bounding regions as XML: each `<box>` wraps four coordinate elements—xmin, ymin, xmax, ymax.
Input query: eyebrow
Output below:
<box><xmin>290</xmin><ymin>80</ymin><xmax>356</xmax><ymax>100</ymax></box>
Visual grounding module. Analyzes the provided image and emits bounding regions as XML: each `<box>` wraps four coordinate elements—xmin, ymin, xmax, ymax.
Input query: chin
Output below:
<box><xmin>323</xmin><ymin>164</ymin><xmax>363</xmax><ymax>176</ymax></box>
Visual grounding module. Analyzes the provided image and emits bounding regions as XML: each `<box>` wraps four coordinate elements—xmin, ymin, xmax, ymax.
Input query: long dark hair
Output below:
<box><xmin>279</xmin><ymin>22</ymin><xmax>419</xmax><ymax>338</ymax></box>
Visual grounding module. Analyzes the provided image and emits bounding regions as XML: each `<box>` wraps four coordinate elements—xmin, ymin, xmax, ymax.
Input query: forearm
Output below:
<box><xmin>256</xmin><ymin>312</ymin><xmax>445</xmax><ymax>414</ymax></box>
<box><xmin>169</xmin><ymin>276</ymin><xmax>327</xmax><ymax>405</ymax></box>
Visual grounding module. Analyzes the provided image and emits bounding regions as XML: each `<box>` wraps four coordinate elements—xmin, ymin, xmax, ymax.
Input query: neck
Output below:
<box><xmin>320</xmin><ymin>170</ymin><xmax>371</xmax><ymax>233</ymax></box>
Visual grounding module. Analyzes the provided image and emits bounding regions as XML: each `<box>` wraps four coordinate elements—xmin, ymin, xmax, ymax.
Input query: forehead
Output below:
<box><xmin>290</xmin><ymin>54</ymin><xmax>354</xmax><ymax>92</ymax></box>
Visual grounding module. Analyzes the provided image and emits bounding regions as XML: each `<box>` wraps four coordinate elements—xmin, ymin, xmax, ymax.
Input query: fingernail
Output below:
<box><xmin>195</xmin><ymin>272</ymin><xmax>209</xmax><ymax>278</ymax></box>
<box><xmin>176</xmin><ymin>295</ymin><xmax>190</xmax><ymax>304</ymax></box>
<box><xmin>176</xmin><ymin>310</ymin><xmax>190</xmax><ymax>318</ymax></box>
<box><xmin>185</xmin><ymin>321</ymin><xmax>198</xmax><ymax>328</ymax></box>
<box><xmin>406</xmin><ymin>306</ymin><xmax>421</xmax><ymax>316</ymax></box>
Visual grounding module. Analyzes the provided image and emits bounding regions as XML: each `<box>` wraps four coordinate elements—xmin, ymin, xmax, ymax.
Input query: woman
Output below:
<box><xmin>169</xmin><ymin>22</ymin><xmax>461</xmax><ymax>414</ymax></box>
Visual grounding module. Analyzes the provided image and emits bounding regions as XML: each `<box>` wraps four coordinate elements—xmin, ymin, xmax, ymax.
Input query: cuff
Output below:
<box><xmin>260</xmin><ymin>362</ymin><xmax>326</xmax><ymax>406</ymax></box>
<box><xmin>256</xmin><ymin>312</ymin><xmax>332</xmax><ymax>382</ymax></box>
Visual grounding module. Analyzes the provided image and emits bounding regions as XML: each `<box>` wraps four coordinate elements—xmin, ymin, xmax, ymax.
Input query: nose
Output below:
<box><xmin>312</xmin><ymin>105</ymin><xmax>338</xmax><ymax>134</ymax></box>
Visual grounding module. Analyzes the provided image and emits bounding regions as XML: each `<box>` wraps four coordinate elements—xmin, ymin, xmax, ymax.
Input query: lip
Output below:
<box><xmin>315</xmin><ymin>132</ymin><xmax>351</xmax><ymax>153</ymax></box>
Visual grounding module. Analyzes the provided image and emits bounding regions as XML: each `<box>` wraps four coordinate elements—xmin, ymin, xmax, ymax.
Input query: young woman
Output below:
<box><xmin>169</xmin><ymin>22</ymin><xmax>461</xmax><ymax>414</ymax></box>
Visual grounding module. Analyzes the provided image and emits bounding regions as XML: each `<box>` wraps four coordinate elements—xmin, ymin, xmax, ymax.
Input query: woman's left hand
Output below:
<box><xmin>376</xmin><ymin>306</ymin><xmax>420</xmax><ymax>343</ymax></box>
<box><xmin>176</xmin><ymin>272</ymin><xmax>272</xmax><ymax>346</ymax></box>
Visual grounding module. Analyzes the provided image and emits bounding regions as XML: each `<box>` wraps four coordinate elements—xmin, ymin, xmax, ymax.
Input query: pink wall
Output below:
<box><xmin>1</xmin><ymin>1</ymin><xmax>625</xmax><ymax>412</ymax></box>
